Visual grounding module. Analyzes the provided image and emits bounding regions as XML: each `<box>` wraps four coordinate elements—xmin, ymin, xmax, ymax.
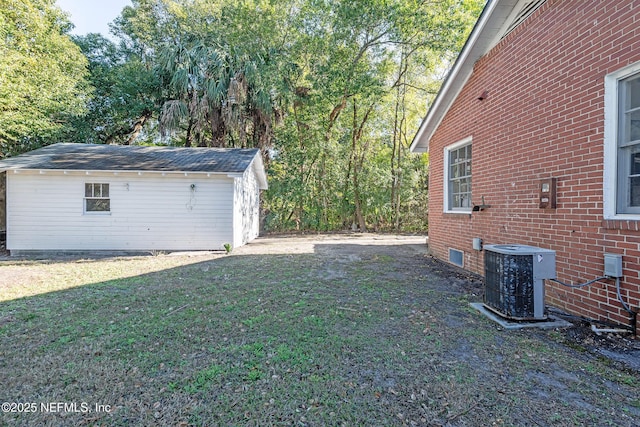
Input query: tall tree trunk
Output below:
<box><xmin>349</xmin><ymin>100</ymin><xmax>371</xmax><ymax>232</ymax></box>
<box><xmin>293</xmin><ymin>101</ymin><xmax>306</xmax><ymax>228</ymax></box>
<box><xmin>352</xmin><ymin>167</ymin><xmax>366</xmax><ymax>231</ymax></box>
<box><xmin>319</xmin><ymin>151</ymin><xmax>328</xmax><ymax>228</ymax></box>
<box><xmin>185</xmin><ymin>116</ymin><xmax>194</xmax><ymax>147</ymax></box>
<box><xmin>125</xmin><ymin>109</ymin><xmax>152</xmax><ymax>145</ymax></box>
<box><xmin>391</xmin><ymin>48</ymin><xmax>409</xmax><ymax>230</ymax></box>
<box><xmin>390</xmin><ymin>81</ymin><xmax>401</xmax><ymax>229</ymax></box>
<box><xmin>209</xmin><ymin>107</ymin><xmax>226</xmax><ymax>147</ymax></box>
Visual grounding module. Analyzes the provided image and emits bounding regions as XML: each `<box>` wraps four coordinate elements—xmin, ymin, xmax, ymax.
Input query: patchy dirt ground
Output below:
<box><xmin>238</xmin><ymin>233</ymin><xmax>640</xmax><ymax>372</ymax></box>
<box><xmin>0</xmin><ymin>233</ymin><xmax>639</xmax><ymax>426</ymax></box>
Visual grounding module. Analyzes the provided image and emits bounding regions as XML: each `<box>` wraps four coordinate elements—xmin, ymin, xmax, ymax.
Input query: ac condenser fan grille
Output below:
<box><xmin>483</xmin><ymin>244</ymin><xmax>556</xmax><ymax>321</ymax></box>
<box><xmin>484</xmin><ymin>251</ymin><xmax>536</xmax><ymax>319</ymax></box>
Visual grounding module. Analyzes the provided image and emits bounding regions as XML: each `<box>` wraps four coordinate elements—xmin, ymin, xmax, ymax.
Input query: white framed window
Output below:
<box><xmin>84</xmin><ymin>183</ymin><xmax>110</xmax><ymax>213</ymax></box>
<box><xmin>604</xmin><ymin>62</ymin><xmax>640</xmax><ymax>219</ymax></box>
<box><xmin>444</xmin><ymin>137</ymin><xmax>472</xmax><ymax>213</ymax></box>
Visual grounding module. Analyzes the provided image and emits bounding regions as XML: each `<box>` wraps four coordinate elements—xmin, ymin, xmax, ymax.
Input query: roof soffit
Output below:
<box><xmin>409</xmin><ymin>0</ymin><xmax>547</xmax><ymax>153</ymax></box>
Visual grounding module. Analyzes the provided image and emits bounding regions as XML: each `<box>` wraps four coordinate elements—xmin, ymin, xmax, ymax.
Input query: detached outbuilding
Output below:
<box><xmin>0</xmin><ymin>143</ymin><xmax>268</xmax><ymax>254</ymax></box>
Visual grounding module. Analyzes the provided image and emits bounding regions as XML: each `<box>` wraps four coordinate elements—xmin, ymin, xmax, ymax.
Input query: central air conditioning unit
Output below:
<box><xmin>483</xmin><ymin>244</ymin><xmax>556</xmax><ymax>321</ymax></box>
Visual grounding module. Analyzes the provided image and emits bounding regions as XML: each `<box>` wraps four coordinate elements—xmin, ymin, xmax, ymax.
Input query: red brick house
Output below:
<box><xmin>411</xmin><ymin>0</ymin><xmax>640</xmax><ymax>331</ymax></box>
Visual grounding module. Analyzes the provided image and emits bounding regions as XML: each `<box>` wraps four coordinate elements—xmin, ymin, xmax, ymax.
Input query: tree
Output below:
<box><xmin>74</xmin><ymin>0</ymin><xmax>483</xmax><ymax>231</ymax></box>
<box><xmin>66</xmin><ymin>33</ymin><xmax>159</xmax><ymax>145</ymax></box>
<box><xmin>113</xmin><ymin>0</ymin><xmax>288</xmax><ymax>149</ymax></box>
<box><xmin>155</xmin><ymin>40</ymin><xmax>225</xmax><ymax>147</ymax></box>
<box><xmin>0</xmin><ymin>0</ymin><xmax>90</xmax><ymax>158</ymax></box>
<box><xmin>264</xmin><ymin>0</ymin><xmax>483</xmax><ymax>231</ymax></box>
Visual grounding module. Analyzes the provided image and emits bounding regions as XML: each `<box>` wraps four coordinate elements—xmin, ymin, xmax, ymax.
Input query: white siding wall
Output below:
<box><xmin>6</xmin><ymin>171</ymin><xmax>235</xmax><ymax>252</ymax></box>
<box><xmin>245</xmin><ymin>169</ymin><xmax>260</xmax><ymax>242</ymax></box>
<box><xmin>232</xmin><ymin>166</ymin><xmax>261</xmax><ymax>248</ymax></box>
<box><xmin>0</xmin><ymin>172</ymin><xmax>6</xmax><ymax>233</ymax></box>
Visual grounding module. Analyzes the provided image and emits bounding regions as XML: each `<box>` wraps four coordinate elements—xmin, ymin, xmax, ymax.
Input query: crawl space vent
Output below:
<box><xmin>449</xmin><ymin>248</ymin><xmax>464</xmax><ymax>267</ymax></box>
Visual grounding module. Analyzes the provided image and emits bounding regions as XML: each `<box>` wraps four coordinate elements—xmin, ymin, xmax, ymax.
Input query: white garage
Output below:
<box><xmin>0</xmin><ymin>143</ymin><xmax>268</xmax><ymax>254</ymax></box>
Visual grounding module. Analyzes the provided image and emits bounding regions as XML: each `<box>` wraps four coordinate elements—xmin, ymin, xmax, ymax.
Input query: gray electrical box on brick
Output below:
<box><xmin>604</xmin><ymin>253</ymin><xmax>623</xmax><ymax>278</ymax></box>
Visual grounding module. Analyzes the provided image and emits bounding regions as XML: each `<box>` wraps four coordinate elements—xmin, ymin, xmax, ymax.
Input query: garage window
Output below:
<box><xmin>85</xmin><ymin>183</ymin><xmax>110</xmax><ymax>213</ymax></box>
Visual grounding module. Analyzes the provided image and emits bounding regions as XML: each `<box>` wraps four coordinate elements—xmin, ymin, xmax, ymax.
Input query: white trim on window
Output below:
<box><xmin>604</xmin><ymin>61</ymin><xmax>640</xmax><ymax>220</ymax></box>
<box><xmin>443</xmin><ymin>136</ymin><xmax>472</xmax><ymax>214</ymax></box>
<box><xmin>84</xmin><ymin>182</ymin><xmax>111</xmax><ymax>215</ymax></box>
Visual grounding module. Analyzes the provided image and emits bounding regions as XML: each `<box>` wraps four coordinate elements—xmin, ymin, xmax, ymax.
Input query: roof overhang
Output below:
<box><xmin>3</xmin><ymin>156</ymin><xmax>269</xmax><ymax>190</ymax></box>
<box><xmin>0</xmin><ymin>144</ymin><xmax>268</xmax><ymax>184</ymax></box>
<box><xmin>5</xmin><ymin>168</ymin><xmax>237</xmax><ymax>177</ymax></box>
<box><xmin>409</xmin><ymin>0</ymin><xmax>546</xmax><ymax>153</ymax></box>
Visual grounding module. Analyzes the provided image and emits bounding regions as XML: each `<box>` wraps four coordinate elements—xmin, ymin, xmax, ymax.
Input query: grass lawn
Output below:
<box><xmin>0</xmin><ymin>235</ymin><xmax>639</xmax><ymax>426</ymax></box>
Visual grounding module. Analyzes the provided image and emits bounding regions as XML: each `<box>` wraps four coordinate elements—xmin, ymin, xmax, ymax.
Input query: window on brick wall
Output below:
<box><xmin>604</xmin><ymin>62</ymin><xmax>640</xmax><ymax>218</ymax></box>
<box><xmin>444</xmin><ymin>137</ymin><xmax>472</xmax><ymax>213</ymax></box>
<box><xmin>617</xmin><ymin>74</ymin><xmax>640</xmax><ymax>212</ymax></box>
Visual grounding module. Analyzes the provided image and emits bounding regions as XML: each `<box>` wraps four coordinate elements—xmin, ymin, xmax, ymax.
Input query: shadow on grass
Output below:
<box><xmin>0</xmin><ymin>242</ymin><xmax>639</xmax><ymax>427</ymax></box>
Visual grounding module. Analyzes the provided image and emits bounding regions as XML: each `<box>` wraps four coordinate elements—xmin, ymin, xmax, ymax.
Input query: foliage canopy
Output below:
<box><xmin>1</xmin><ymin>0</ymin><xmax>484</xmax><ymax>231</ymax></box>
<box><xmin>0</xmin><ymin>0</ymin><xmax>90</xmax><ymax>157</ymax></box>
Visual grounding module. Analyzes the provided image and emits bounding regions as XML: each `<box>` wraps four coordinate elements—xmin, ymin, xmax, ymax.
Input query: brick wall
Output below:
<box><xmin>428</xmin><ymin>0</ymin><xmax>640</xmax><ymax>329</ymax></box>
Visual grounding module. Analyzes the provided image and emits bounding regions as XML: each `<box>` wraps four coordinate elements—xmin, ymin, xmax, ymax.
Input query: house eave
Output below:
<box><xmin>3</xmin><ymin>161</ymin><xmax>268</xmax><ymax>190</ymax></box>
<box><xmin>4</xmin><ymin>168</ymin><xmax>239</xmax><ymax>177</ymax></box>
<box><xmin>409</xmin><ymin>0</ymin><xmax>537</xmax><ymax>153</ymax></box>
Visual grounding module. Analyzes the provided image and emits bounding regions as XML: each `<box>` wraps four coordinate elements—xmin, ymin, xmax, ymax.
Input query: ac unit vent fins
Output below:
<box><xmin>483</xmin><ymin>244</ymin><xmax>555</xmax><ymax>321</ymax></box>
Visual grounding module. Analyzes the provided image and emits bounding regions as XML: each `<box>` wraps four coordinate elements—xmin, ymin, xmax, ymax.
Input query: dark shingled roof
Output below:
<box><xmin>0</xmin><ymin>143</ymin><xmax>261</xmax><ymax>173</ymax></box>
